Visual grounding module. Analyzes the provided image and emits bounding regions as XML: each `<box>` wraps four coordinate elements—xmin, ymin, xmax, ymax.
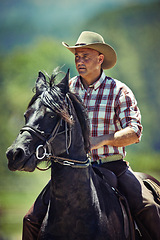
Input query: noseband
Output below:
<box><xmin>21</xmin><ymin>117</ymin><xmax>90</xmax><ymax>170</ymax></box>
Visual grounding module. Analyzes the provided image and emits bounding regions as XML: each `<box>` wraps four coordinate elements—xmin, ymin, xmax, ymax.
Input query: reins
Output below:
<box><xmin>52</xmin><ymin>155</ymin><xmax>91</xmax><ymax>168</ymax></box>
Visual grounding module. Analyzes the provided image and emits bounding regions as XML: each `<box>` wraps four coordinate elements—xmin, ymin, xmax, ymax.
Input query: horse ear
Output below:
<box><xmin>57</xmin><ymin>69</ymin><xmax>70</xmax><ymax>94</ymax></box>
<box><xmin>36</xmin><ymin>72</ymin><xmax>47</xmax><ymax>94</ymax></box>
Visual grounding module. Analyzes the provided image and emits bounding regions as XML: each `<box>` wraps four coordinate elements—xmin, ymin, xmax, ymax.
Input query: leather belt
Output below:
<box><xmin>92</xmin><ymin>154</ymin><xmax>123</xmax><ymax>165</ymax></box>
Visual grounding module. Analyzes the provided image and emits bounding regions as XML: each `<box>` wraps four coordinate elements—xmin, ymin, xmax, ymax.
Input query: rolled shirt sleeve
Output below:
<box><xmin>115</xmin><ymin>83</ymin><xmax>143</xmax><ymax>141</ymax></box>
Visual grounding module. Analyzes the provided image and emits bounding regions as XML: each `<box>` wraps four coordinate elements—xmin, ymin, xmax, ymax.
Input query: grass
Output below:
<box><xmin>0</xmin><ymin>153</ymin><xmax>160</xmax><ymax>239</ymax></box>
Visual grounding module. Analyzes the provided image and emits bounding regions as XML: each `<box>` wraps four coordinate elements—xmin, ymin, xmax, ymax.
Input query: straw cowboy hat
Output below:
<box><xmin>62</xmin><ymin>31</ymin><xmax>117</xmax><ymax>69</ymax></box>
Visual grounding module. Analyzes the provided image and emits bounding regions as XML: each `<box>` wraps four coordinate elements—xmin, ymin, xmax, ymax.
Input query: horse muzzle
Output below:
<box><xmin>6</xmin><ymin>145</ymin><xmax>37</xmax><ymax>172</ymax></box>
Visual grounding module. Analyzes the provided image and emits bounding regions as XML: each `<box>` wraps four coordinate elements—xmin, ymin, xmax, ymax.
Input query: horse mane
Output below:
<box><xmin>68</xmin><ymin>92</ymin><xmax>91</xmax><ymax>154</ymax></box>
<box><xmin>28</xmin><ymin>68</ymin><xmax>64</xmax><ymax>110</ymax></box>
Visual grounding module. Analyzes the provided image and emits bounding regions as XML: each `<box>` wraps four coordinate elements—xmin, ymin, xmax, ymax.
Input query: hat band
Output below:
<box><xmin>75</xmin><ymin>43</ymin><xmax>87</xmax><ymax>46</ymax></box>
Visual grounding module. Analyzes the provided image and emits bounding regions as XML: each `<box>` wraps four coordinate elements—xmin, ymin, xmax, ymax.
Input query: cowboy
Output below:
<box><xmin>23</xmin><ymin>31</ymin><xmax>160</xmax><ymax>240</ymax></box>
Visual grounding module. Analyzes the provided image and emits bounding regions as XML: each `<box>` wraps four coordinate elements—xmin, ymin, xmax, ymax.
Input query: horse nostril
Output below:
<box><xmin>6</xmin><ymin>148</ymin><xmax>25</xmax><ymax>162</ymax></box>
<box><xmin>13</xmin><ymin>148</ymin><xmax>25</xmax><ymax>162</ymax></box>
<box><xmin>7</xmin><ymin>147</ymin><xmax>26</xmax><ymax>171</ymax></box>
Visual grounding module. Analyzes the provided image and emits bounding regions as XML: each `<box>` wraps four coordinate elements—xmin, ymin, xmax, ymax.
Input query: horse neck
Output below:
<box><xmin>46</xmin><ymin>110</ymin><xmax>99</xmax><ymax>237</ymax></box>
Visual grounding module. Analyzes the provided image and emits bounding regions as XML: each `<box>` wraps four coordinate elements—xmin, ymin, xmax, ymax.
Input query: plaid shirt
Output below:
<box><xmin>69</xmin><ymin>71</ymin><xmax>142</xmax><ymax>161</ymax></box>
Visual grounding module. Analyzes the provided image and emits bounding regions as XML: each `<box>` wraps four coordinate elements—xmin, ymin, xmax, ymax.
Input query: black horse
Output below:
<box><xmin>6</xmin><ymin>70</ymin><xmax>159</xmax><ymax>240</ymax></box>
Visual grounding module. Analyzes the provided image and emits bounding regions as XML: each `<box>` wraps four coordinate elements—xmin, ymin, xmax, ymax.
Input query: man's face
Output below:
<box><xmin>75</xmin><ymin>48</ymin><xmax>104</xmax><ymax>79</ymax></box>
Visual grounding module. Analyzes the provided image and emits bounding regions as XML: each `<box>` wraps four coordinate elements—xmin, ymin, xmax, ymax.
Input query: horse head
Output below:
<box><xmin>6</xmin><ymin>69</ymin><xmax>89</xmax><ymax>172</ymax></box>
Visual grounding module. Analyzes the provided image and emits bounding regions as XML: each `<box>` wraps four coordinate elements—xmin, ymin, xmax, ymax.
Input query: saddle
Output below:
<box><xmin>135</xmin><ymin>172</ymin><xmax>160</xmax><ymax>205</ymax></box>
<box><xmin>93</xmin><ymin>167</ymin><xmax>160</xmax><ymax>240</ymax></box>
<box><xmin>94</xmin><ymin>166</ymin><xmax>160</xmax><ymax>206</ymax></box>
<box><xmin>144</xmin><ymin>179</ymin><xmax>160</xmax><ymax>204</ymax></box>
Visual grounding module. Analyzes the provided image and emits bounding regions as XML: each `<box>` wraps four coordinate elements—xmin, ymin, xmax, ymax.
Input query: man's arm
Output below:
<box><xmin>91</xmin><ymin>127</ymin><xmax>139</xmax><ymax>150</ymax></box>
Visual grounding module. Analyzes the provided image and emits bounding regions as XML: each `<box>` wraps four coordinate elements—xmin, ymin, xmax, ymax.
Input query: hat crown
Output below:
<box><xmin>76</xmin><ymin>31</ymin><xmax>105</xmax><ymax>45</ymax></box>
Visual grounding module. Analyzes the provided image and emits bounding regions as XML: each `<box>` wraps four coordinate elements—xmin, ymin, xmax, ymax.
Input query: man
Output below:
<box><xmin>23</xmin><ymin>31</ymin><xmax>160</xmax><ymax>239</ymax></box>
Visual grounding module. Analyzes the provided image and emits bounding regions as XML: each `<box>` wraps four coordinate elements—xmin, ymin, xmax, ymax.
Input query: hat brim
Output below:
<box><xmin>62</xmin><ymin>42</ymin><xmax>117</xmax><ymax>69</ymax></box>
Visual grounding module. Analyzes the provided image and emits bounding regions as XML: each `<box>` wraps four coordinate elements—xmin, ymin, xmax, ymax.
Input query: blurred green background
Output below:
<box><xmin>0</xmin><ymin>0</ymin><xmax>160</xmax><ymax>239</ymax></box>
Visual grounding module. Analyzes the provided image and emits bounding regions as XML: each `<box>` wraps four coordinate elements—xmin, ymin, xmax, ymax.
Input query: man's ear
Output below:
<box><xmin>36</xmin><ymin>72</ymin><xmax>47</xmax><ymax>94</ymax></box>
<box><xmin>99</xmin><ymin>54</ymin><xmax>104</xmax><ymax>65</ymax></box>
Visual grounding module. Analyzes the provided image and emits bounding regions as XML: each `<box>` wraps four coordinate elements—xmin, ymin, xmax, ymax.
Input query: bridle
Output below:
<box><xmin>20</xmin><ymin>95</ymin><xmax>90</xmax><ymax>170</ymax></box>
<box><xmin>21</xmin><ymin>118</ymin><xmax>90</xmax><ymax>170</ymax></box>
<box><xmin>20</xmin><ymin>117</ymin><xmax>72</xmax><ymax>171</ymax></box>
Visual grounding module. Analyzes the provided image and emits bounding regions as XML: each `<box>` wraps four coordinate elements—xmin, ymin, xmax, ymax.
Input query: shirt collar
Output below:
<box><xmin>78</xmin><ymin>71</ymin><xmax>106</xmax><ymax>91</ymax></box>
<box><xmin>89</xmin><ymin>71</ymin><xmax>106</xmax><ymax>90</ymax></box>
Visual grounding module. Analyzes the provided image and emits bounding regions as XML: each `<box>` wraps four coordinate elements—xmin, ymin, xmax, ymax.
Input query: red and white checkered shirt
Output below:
<box><xmin>69</xmin><ymin>71</ymin><xmax>142</xmax><ymax>161</ymax></box>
